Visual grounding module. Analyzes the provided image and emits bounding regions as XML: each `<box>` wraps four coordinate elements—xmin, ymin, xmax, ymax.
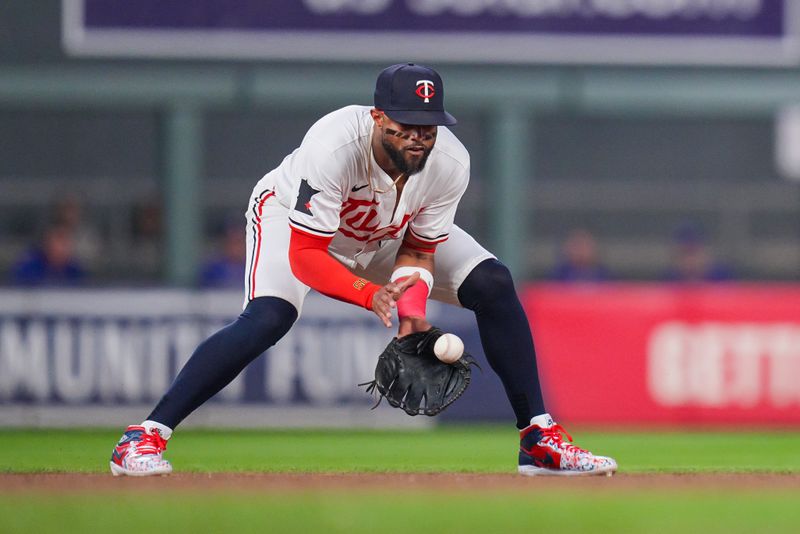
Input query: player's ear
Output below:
<box><xmin>370</xmin><ymin>108</ymin><xmax>384</xmax><ymax>127</ymax></box>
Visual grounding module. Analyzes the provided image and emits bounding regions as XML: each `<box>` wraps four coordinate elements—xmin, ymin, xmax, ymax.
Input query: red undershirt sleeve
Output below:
<box><xmin>289</xmin><ymin>227</ymin><xmax>381</xmax><ymax>310</ymax></box>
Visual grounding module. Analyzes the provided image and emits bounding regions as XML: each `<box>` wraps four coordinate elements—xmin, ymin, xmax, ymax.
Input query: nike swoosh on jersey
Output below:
<box><xmin>351</xmin><ymin>183</ymin><xmax>369</xmax><ymax>192</ymax></box>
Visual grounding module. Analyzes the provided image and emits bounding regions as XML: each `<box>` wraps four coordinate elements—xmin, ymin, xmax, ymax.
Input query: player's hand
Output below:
<box><xmin>371</xmin><ymin>272</ymin><xmax>420</xmax><ymax>328</ymax></box>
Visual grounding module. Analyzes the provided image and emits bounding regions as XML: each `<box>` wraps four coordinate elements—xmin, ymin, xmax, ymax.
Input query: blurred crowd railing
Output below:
<box><xmin>2</xmin><ymin>176</ymin><xmax>798</xmax><ymax>285</ymax></box>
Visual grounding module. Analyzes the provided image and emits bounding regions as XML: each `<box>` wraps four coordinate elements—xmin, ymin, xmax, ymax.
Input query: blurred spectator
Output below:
<box><xmin>50</xmin><ymin>193</ymin><xmax>102</xmax><ymax>267</ymax></box>
<box><xmin>199</xmin><ymin>219</ymin><xmax>246</xmax><ymax>288</ymax></box>
<box><xmin>551</xmin><ymin>228</ymin><xmax>610</xmax><ymax>282</ymax></box>
<box><xmin>11</xmin><ymin>224</ymin><xmax>87</xmax><ymax>286</ymax></box>
<box><xmin>130</xmin><ymin>198</ymin><xmax>164</xmax><ymax>279</ymax></box>
<box><xmin>663</xmin><ymin>222</ymin><xmax>733</xmax><ymax>282</ymax></box>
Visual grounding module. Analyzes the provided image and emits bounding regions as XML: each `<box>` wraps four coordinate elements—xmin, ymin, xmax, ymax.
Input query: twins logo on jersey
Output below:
<box><xmin>293</xmin><ymin>178</ymin><xmax>417</xmax><ymax>243</ymax></box>
<box><xmin>339</xmin><ymin>197</ymin><xmax>415</xmax><ymax>243</ymax></box>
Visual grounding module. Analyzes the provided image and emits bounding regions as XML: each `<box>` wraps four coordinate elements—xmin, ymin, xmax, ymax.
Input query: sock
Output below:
<box><xmin>528</xmin><ymin>413</ymin><xmax>555</xmax><ymax>429</ymax></box>
<box><xmin>458</xmin><ymin>259</ymin><xmax>546</xmax><ymax>429</ymax></box>
<box><xmin>141</xmin><ymin>420</ymin><xmax>173</xmax><ymax>440</ymax></box>
<box><xmin>147</xmin><ymin>297</ymin><xmax>297</xmax><ymax>429</ymax></box>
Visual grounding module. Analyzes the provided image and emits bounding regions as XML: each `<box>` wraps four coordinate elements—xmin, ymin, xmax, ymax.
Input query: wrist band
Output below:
<box><xmin>391</xmin><ymin>266</ymin><xmax>434</xmax><ymax>296</ymax></box>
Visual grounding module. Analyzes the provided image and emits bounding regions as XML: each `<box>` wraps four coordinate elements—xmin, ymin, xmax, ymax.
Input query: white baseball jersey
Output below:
<box><xmin>244</xmin><ymin>105</ymin><xmax>494</xmax><ymax>311</ymax></box>
<box><xmin>254</xmin><ymin>105</ymin><xmax>470</xmax><ymax>270</ymax></box>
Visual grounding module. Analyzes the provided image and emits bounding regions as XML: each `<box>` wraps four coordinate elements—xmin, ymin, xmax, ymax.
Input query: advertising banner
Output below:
<box><xmin>62</xmin><ymin>0</ymin><xmax>798</xmax><ymax>65</ymax></box>
<box><xmin>0</xmin><ymin>289</ymin><xmax>494</xmax><ymax>427</ymax></box>
<box><xmin>524</xmin><ymin>284</ymin><xmax>800</xmax><ymax>425</ymax></box>
<box><xmin>3</xmin><ymin>285</ymin><xmax>799</xmax><ymax>427</ymax></box>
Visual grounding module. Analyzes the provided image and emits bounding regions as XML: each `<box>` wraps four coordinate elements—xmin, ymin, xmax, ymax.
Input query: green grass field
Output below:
<box><xmin>2</xmin><ymin>425</ymin><xmax>800</xmax><ymax>474</ymax></box>
<box><xmin>2</xmin><ymin>426</ymin><xmax>799</xmax><ymax>533</ymax></box>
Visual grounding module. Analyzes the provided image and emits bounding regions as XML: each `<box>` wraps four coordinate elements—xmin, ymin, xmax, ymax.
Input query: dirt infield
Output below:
<box><xmin>2</xmin><ymin>473</ymin><xmax>799</xmax><ymax>494</ymax></box>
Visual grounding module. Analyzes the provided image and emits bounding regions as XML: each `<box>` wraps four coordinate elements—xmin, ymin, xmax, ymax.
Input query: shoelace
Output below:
<box><xmin>135</xmin><ymin>431</ymin><xmax>168</xmax><ymax>455</ymax></box>
<box><xmin>539</xmin><ymin>424</ymin><xmax>589</xmax><ymax>456</ymax></box>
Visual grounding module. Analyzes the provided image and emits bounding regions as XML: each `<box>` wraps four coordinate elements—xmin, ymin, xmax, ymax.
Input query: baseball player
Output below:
<box><xmin>110</xmin><ymin>63</ymin><xmax>617</xmax><ymax>477</ymax></box>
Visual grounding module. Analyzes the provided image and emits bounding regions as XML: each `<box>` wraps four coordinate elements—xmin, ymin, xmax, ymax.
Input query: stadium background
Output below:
<box><xmin>1</xmin><ymin>2</ymin><xmax>799</xmax><ymax>429</ymax></box>
<box><xmin>3</xmin><ymin>3</ymin><xmax>800</xmax><ymax>532</ymax></box>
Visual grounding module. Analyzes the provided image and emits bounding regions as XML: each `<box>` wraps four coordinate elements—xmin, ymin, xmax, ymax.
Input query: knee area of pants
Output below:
<box><xmin>460</xmin><ymin>260</ymin><xmax>515</xmax><ymax>305</ymax></box>
<box><xmin>240</xmin><ymin>298</ymin><xmax>297</xmax><ymax>340</ymax></box>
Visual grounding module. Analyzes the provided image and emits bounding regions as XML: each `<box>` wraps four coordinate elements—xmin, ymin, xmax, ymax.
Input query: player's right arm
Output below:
<box><xmin>288</xmin><ymin>228</ymin><xmax>418</xmax><ymax>327</ymax></box>
<box><xmin>285</xmin><ymin>140</ymin><xmax>418</xmax><ymax>326</ymax></box>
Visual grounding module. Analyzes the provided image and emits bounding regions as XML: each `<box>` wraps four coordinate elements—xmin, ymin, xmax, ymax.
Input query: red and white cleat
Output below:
<box><xmin>518</xmin><ymin>414</ymin><xmax>617</xmax><ymax>477</ymax></box>
<box><xmin>110</xmin><ymin>425</ymin><xmax>172</xmax><ymax>477</ymax></box>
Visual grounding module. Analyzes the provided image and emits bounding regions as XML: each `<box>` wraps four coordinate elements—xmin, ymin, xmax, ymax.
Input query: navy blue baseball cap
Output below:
<box><xmin>374</xmin><ymin>63</ymin><xmax>457</xmax><ymax>126</ymax></box>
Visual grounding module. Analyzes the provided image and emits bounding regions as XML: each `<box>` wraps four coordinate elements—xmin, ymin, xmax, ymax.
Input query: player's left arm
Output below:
<box><xmin>393</xmin><ymin>234</ymin><xmax>436</xmax><ymax>338</ymax></box>
<box><xmin>393</xmin><ymin>162</ymin><xmax>469</xmax><ymax>337</ymax></box>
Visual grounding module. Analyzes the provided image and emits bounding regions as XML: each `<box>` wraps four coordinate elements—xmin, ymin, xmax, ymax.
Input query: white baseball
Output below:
<box><xmin>433</xmin><ymin>333</ymin><xmax>464</xmax><ymax>364</ymax></box>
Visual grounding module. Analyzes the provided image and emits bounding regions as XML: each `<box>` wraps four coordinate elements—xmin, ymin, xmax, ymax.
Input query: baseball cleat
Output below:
<box><xmin>109</xmin><ymin>425</ymin><xmax>172</xmax><ymax>477</ymax></box>
<box><xmin>518</xmin><ymin>414</ymin><xmax>617</xmax><ymax>477</ymax></box>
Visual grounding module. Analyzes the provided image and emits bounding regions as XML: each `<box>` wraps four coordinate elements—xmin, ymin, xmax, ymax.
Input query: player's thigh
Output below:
<box><xmin>428</xmin><ymin>225</ymin><xmax>495</xmax><ymax>306</ymax></box>
<box><xmin>243</xmin><ymin>191</ymin><xmax>310</xmax><ymax>312</ymax></box>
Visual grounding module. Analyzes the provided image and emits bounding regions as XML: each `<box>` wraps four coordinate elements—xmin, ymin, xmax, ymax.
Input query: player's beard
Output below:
<box><xmin>381</xmin><ymin>138</ymin><xmax>432</xmax><ymax>176</ymax></box>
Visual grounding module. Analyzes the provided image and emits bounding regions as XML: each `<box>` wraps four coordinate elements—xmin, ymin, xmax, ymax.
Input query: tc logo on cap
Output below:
<box><xmin>415</xmin><ymin>80</ymin><xmax>435</xmax><ymax>103</ymax></box>
<box><xmin>374</xmin><ymin>63</ymin><xmax>456</xmax><ymax>125</ymax></box>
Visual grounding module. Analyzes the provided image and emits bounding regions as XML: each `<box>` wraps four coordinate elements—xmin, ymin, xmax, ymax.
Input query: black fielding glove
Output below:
<box><xmin>360</xmin><ymin>327</ymin><xmax>476</xmax><ymax>416</ymax></box>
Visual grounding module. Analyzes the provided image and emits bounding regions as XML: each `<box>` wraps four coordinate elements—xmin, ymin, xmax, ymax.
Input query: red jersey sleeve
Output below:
<box><xmin>288</xmin><ymin>227</ymin><xmax>380</xmax><ymax>310</ymax></box>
